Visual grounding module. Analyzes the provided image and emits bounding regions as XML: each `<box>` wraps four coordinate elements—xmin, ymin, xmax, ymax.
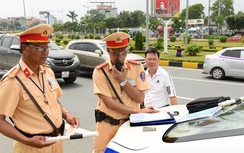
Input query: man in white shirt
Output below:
<box><xmin>144</xmin><ymin>48</ymin><xmax>178</xmax><ymax>108</ymax></box>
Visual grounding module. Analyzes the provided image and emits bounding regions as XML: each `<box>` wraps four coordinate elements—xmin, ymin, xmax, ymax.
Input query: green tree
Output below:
<box><xmin>171</xmin><ymin>17</ymin><xmax>185</xmax><ymax>33</ymax></box>
<box><xmin>67</xmin><ymin>11</ymin><xmax>78</xmax><ymax>22</ymax></box>
<box><xmin>210</xmin><ymin>0</ymin><xmax>234</xmax><ymax>35</ymax></box>
<box><xmin>181</xmin><ymin>3</ymin><xmax>205</xmax><ymax>19</ymax></box>
<box><xmin>226</xmin><ymin>14</ymin><xmax>244</xmax><ymax>31</ymax></box>
<box><xmin>149</xmin><ymin>17</ymin><xmax>161</xmax><ymax>32</ymax></box>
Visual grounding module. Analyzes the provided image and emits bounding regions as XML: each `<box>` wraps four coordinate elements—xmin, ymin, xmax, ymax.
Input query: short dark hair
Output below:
<box><xmin>145</xmin><ymin>48</ymin><xmax>160</xmax><ymax>58</ymax></box>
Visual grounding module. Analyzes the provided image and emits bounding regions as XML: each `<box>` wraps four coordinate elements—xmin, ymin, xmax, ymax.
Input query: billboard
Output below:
<box><xmin>151</xmin><ymin>0</ymin><xmax>180</xmax><ymax>18</ymax></box>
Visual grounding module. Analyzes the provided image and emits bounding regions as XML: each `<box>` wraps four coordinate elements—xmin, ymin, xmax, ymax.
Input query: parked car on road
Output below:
<box><xmin>227</xmin><ymin>35</ymin><xmax>243</xmax><ymax>42</ymax></box>
<box><xmin>105</xmin><ymin>97</ymin><xmax>244</xmax><ymax>153</ymax></box>
<box><xmin>65</xmin><ymin>39</ymin><xmax>147</xmax><ymax>72</ymax></box>
<box><xmin>0</xmin><ymin>34</ymin><xmax>80</xmax><ymax>83</ymax></box>
<box><xmin>203</xmin><ymin>47</ymin><xmax>244</xmax><ymax>79</ymax></box>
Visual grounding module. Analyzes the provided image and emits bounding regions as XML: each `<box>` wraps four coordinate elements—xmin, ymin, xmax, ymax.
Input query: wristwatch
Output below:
<box><xmin>120</xmin><ymin>79</ymin><xmax>127</xmax><ymax>87</ymax></box>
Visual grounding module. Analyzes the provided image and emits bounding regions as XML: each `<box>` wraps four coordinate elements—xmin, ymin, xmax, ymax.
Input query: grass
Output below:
<box><xmin>130</xmin><ymin>39</ymin><xmax>244</xmax><ymax>63</ymax></box>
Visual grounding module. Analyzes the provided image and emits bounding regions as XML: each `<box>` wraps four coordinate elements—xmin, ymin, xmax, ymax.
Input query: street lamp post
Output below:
<box><xmin>22</xmin><ymin>0</ymin><xmax>27</xmax><ymax>29</ymax></box>
<box><xmin>185</xmin><ymin>0</ymin><xmax>189</xmax><ymax>51</ymax></box>
<box><xmin>146</xmin><ymin>0</ymin><xmax>149</xmax><ymax>50</ymax></box>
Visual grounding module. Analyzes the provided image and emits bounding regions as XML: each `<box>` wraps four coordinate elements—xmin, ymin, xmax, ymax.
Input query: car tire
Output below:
<box><xmin>211</xmin><ymin>68</ymin><xmax>225</xmax><ymax>79</ymax></box>
<box><xmin>63</xmin><ymin>76</ymin><xmax>77</xmax><ymax>83</ymax></box>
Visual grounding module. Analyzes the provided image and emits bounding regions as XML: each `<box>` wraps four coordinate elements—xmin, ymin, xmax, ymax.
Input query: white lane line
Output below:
<box><xmin>172</xmin><ymin>76</ymin><xmax>244</xmax><ymax>86</ymax></box>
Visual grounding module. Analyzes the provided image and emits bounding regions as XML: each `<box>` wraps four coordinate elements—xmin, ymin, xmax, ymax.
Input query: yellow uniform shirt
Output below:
<box><xmin>93</xmin><ymin>60</ymin><xmax>149</xmax><ymax>119</ymax></box>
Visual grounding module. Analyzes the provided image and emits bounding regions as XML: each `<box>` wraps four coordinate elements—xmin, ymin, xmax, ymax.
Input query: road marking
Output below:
<box><xmin>172</xmin><ymin>76</ymin><xmax>244</xmax><ymax>86</ymax></box>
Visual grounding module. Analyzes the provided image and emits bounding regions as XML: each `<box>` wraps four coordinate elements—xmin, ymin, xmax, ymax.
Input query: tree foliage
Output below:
<box><xmin>180</xmin><ymin>3</ymin><xmax>205</xmax><ymax>19</ymax></box>
<box><xmin>66</xmin><ymin>11</ymin><xmax>78</xmax><ymax>22</ymax></box>
<box><xmin>210</xmin><ymin>0</ymin><xmax>234</xmax><ymax>22</ymax></box>
<box><xmin>226</xmin><ymin>14</ymin><xmax>244</xmax><ymax>30</ymax></box>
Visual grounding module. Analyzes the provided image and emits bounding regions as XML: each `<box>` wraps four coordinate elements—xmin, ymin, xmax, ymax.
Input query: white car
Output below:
<box><xmin>65</xmin><ymin>39</ymin><xmax>147</xmax><ymax>72</ymax></box>
<box><xmin>105</xmin><ymin>97</ymin><xmax>244</xmax><ymax>153</ymax></box>
<box><xmin>203</xmin><ymin>47</ymin><xmax>244</xmax><ymax>79</ymax></box>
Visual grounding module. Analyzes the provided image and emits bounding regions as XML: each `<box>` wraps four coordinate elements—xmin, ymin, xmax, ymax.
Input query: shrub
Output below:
<box><xmin>183</xmin><ymin>35</ymin><xmax>192</xmax><ymax>44</ymax></box>
<box><xmin>95</xmin><ymin>35</ymin><xmax>101</xmax><ymax>39</ymax></box>
<box><xmin>84</xmin><ymin>35</ymin><xmax>88</xmax><ymax>39</ymax></box>
<box><xmin>89</xmin><ymin>33</ymin><xmax>94</xmax><ymax>39</ymax></box>
<box><xmin>68</xmin><ymin>34</ymin><xmax>75</xmax><ymax>39</ymax></box>
<box><xmin>56</xmin><ymin>34</ymin><xmax>64</xmax><ymax>40</ymax></box>
<box><xmin>55</xmin><ymin>38</ymin><xmax>61</xmax><ymax>43</ymax></box>
<box><xmin>219</xmin><ymin>36</ymin><xmax>227</xmax><ymax>43</ymax></box>
<box><xmin>208</xmin><ymin>39</ymin><xmax>214</xmax><ymax>45</ymax></box>
<box><xmin>134</xmin><ymin>32</ymin><xmax>144</xmax><ymax>50</ymax></box>
<box><xmin>185</xmin><ymin>44</ymin><xmax>201</xmax><ymax>56</ymax></box>
<box><xmin>75</xmin><ymin>35</ymin><xmax>80</xmax><ymax>39</ymax></box>
<box><xmin>153</xmin><ymin>36</ymin><xmax>163</xmax><ymax>50</ymax></box>
<box><xmin>63</xmin><ymin>39</ymin><xmax>70</xmax><ymax>45</ymax></box>
<box><xmin>169</xmin><ymin>36</ymin><xmax>176</xmax><ymax>42</ymax></box>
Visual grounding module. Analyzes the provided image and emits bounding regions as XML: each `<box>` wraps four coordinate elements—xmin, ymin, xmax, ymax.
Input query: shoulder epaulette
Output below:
<box><xmin>128</xmin><ymin>59</ymin><xmax>141</xmax><ymax>65</ymax></box>
<box><xmin>43</xmin><ymin>64</ymin><xmax>51</xmax><ymax>68</ymax></box>
<box><xmin>96</xmin><ymin>62</ymin><xmax>108</xmax><ymax>69</ymax></box>
<box><xmin>6</xmin><ymin>66</ymin><xmax>20</xmax><ymax>79</ymax></box>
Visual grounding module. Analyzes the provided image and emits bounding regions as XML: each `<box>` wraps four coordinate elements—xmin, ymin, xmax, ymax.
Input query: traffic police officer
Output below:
<box><xmin>0</xmin><ymin>24</ymin><xmax>79</xmax><ymax>153</ymax></box>
<box><xmin>92</xmin><ymin>32</ymin><xmax>159</xmax><ymax>153</ymax></box>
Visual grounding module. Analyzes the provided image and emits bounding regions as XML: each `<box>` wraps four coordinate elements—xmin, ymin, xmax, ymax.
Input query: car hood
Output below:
<box><xmin>48</xmin><ymin>49</ymin><xmax>75</xmax><ymax>59</ymax></box>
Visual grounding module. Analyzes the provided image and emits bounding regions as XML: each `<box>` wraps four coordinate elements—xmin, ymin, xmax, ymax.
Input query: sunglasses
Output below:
<box><xmin>28</xmin><ymin>44</ymin><xmax>50</xmax><ymax>52</ymax></box>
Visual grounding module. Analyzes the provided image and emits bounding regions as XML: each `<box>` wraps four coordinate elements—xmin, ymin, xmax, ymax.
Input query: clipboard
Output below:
<box><xmin>129</xmin><ymin>112</ymin><xmax>175</xmax><ymax>127</ymax></box>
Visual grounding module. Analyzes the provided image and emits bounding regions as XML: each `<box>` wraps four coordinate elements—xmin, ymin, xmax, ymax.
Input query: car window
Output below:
<box><xmin>49</xmin><ymin>40</ymin><xmax>61</xmax><ymax>50</ymax></box>
<box><xmin>1</xmin><ymin>37</ymin><xmax>12</xmax><ymax>47</ymax></box>
<box><xmin>221</xmin><ymin>50</ymin><xmax>241</xmax><ymax>58</ymax></box>
<box><xmin>87</xmin><ymin>43</ymin><xmax>99</xmax><ymax>52</ymax></box>
<box><xmin>12</xmin><ymin>38</ymin><xmax>20</xmax><ymax>46</ymax></box>
<box><xmin>75</xmin><ymin>43</ymin><xmax>88</xmax><ymax>51</ymax></box>
<box><xmin>163</xmin><ymin>103</ymin><xmax>244</xmax><ymax>143</ymax></box>
<box><xmin>99</xmin><ymin>43</ymin><xmax>107</xmax><ymax>51</ymax></box>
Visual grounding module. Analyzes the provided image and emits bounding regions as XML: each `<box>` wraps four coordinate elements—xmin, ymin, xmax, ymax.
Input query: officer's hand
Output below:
<box><xmin>112</xmin><ymin>65</ymin><xmax>127</xmax><ymax>82</ymax></box>
<box><xmin>27</xmin><ymin>135</ymin><xmax>56</xmax><ymax>148</ymax></box>
<box><xmin>65</xmin><ymin>113</ymin><xmax>79</xmax><ymax>128</ymax></box>
<box><xmin>140</xmin><ymin>106</ymin><xmax>159</xmax><ymax>114</ymax></box>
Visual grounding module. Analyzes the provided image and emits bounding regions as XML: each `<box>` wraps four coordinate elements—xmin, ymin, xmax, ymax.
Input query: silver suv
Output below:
<box><xmin>0</xmin><ymin>34</ymin><xmax>80</xmax><ymax>83</ymax></box>
<box><xmin>65</xmin><ymin>39</ymin><xmax>147</xmax><ymax>71</ymax></box>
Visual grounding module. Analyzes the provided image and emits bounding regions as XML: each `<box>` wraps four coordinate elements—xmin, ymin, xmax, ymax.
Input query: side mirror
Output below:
<box><xmin>95</xmin><ymin>50</ymin><xmax>103</xmax><ymax>57</ymax></box>
<box><xmin>10</xmin><ymin>45</ymin><xmax>21</xmax><ymax>51</ymax></box>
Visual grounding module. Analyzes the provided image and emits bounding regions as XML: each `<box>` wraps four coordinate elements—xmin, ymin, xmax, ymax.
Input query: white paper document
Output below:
<box><xmin>130</xmin><ymin>112</ymin><xmax>173</xmax><ymax>123</ymax></box>
<box><xmin>177</xmin><ymin>106</ymin><xmax>223</xmax><ymax>123</ymax></box>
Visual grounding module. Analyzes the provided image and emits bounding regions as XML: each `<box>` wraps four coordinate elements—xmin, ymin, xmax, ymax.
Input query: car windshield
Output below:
<box><xmin>49</xmin><ymin>40</ymin><xmax>62</xmax><ymax>50</ymax></box>
<box><xmin>99</xmin><ymin>43</ymin><xmax>107</xmax><ymax>52</ymax></box>
<box><xmin>163</xmin><ymin>103</ymin><xmax>244</xmax><ymax>143</ymax></box>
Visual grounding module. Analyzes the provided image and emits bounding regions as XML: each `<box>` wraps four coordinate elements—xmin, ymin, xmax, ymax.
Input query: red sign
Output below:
<box><xmin>154</xmin><ymin>0</ymin><xmax>180</xmax><ymax>17</ymax></box>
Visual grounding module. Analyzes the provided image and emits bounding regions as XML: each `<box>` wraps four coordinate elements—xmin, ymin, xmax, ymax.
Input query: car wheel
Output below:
<box><xmin>63</xmin><ymin>76</ymin><xmax>77</xmax><ymax>83</ymax></box>
<box><xmin>211</xmin><ymin>68</ymin><xmax>225</xmax><ymax>79</ymax></box>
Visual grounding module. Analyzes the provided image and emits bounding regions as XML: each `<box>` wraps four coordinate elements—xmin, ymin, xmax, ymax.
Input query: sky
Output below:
<box><xmin>0</xmin><ymin>0</ymin><xmax>242</xmax><ymax>22</ymax></box>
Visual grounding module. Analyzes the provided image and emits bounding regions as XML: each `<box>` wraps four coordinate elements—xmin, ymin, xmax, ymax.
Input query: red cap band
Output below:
<box><xmin>106</xmin><ymin>39</ymin><xmax>129</xmax><ymax>49</ymax></box>
<box><xmin>19</xmin><ymin>34</ymin><xmax>50</xmax><ymax>43</ymax></box>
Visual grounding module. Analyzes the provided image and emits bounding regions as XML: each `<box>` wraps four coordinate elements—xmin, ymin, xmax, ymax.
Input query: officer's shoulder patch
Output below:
<box><xmin>128</xmin><ymin>59</ymin><xmax>141</xmax><ymax>65</ymax></box>
<box><xmin>43</xmin><ymin>64</ymin><xmax>51</xmax><ymax>68</ymax></box>
<box><xmin>7</xmin><ymin>66</ymin><xmax>20</xmax><ymax>79</ymax></box>
<box><xmin>96</xmin><ymin>62</ymin><xmax>108</xmax><ymax>69</ymax></box>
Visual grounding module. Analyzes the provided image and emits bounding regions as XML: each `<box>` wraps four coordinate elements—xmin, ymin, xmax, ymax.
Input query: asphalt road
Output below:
<box><xmin>0</xmin><ymin>67</ymin><xmax>243</xmax><ymax>153</ymax></box>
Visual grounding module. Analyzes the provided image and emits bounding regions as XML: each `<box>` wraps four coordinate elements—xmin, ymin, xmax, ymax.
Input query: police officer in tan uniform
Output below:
<box><xmin>0</xmin><ymin>24</ymin><xmax>79</xmax><ymax>153</ymax></box>
<box><xmin>92</xmin><ymin>32</ymin><xmax>159</xmax><ymax>153</ymax></box>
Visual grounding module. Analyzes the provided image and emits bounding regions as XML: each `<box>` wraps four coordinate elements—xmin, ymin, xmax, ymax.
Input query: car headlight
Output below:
<box><xmin>73</xmin><ymin>55</ymin><xmax>80</xmax><ymax>63</ymax></box>
<box><xmin>45</xmin><ymin>57</ymin><xmax>52</xmax><ymax>65</ymax></box>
